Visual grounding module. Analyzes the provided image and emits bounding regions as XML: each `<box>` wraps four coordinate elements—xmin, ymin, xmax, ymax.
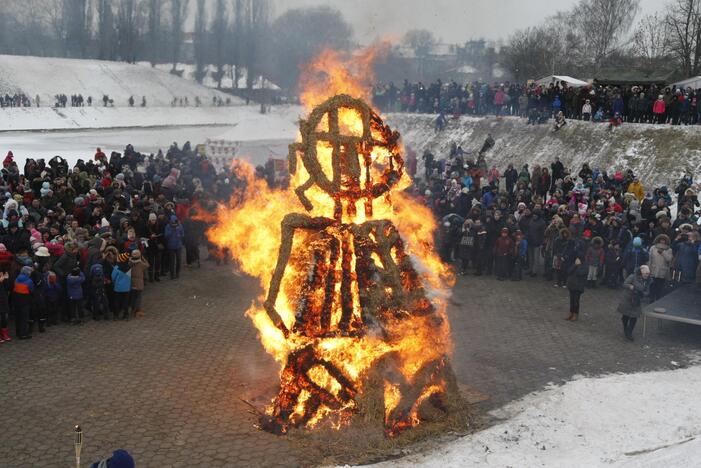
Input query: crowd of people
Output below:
<box><xmin>0</xmin><ymin>142</ymin><xmax>237</xmax><ymax>343</ymax></box>
<box><xmin>0</xmin><ymin>93</ymin><xmax>235</xmax><ymax>109</ymax></box>
<box><xmin>416</xmin><ymin>142</ymin><xmax>700</xmax><ymax>340</ymax></box>
<box><xmin>1</xmin><ymin>93</ymin><xmax>33</xmax><ymax>108</ymax></box>
<box><xmin>373</xmin><ymin>79</ymin><xmax>701</xmax><ymax>126</ymax></box>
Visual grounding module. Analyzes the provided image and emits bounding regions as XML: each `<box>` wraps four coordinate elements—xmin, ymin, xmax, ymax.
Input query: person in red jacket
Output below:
<box><xmin>3</xmin><ymin>151</ymin><xmax>14</xmax><ymax>168</ymax></box>
<box><xmin>94</xmin><ymin>147</ymin><xmax>106</xmax><ymax>163</ymax></box>
<box><xmin>652</xmin><ymin>95</ymin><xmax>666</xmax><ymax>124</ymax></box>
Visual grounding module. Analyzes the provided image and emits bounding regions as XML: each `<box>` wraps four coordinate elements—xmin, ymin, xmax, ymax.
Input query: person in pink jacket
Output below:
<box><xmin>652</xmin><ymin>95</ymin><xmax>666</xmax><ymax>123</ymax></box>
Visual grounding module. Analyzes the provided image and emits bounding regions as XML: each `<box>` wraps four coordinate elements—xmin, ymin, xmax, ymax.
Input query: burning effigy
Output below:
<box><xmin>209</xmin><ymin>48</ymin><xmax>465</xmax><ymax>440</ymax></box>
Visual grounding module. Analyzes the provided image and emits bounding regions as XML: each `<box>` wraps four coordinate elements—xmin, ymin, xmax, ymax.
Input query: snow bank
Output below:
<box><xmin>387</xmin><ymin>114</ymin><xmax>701</xmax><ymax>186</ymax></box>
<box><xmin>0</xmin><ymin>54</ymin><xmax>242</xmax><ymax>108</ymax></box>
<box><xmin>370</xmin><ymin>364</ymin><xmax>701</xmax><ymax>467</ymax></box>
<box><xmin>0</xmin><ymin>105</ymin><xmax>302</xmax><ymax>132</ymax></box>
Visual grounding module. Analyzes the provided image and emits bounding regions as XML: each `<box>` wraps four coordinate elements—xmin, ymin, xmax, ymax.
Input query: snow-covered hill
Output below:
<box><xmin>387</xmin><ymin>114</ymin><xmax>701</xmax><ymax>187</ymax></box>
<box><xmin>0</xmin><ymin>55</ymin><xmax>242</xmax><ymax>107</ymax></box>
<box><xmin>136</xmin><ymin>62</ymin><xmax>279</xmax><ymax>91</ymax></box>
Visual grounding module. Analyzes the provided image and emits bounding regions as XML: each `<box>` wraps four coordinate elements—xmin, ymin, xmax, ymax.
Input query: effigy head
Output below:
<box><xmin>288</xmin><ymin>94</ymin><xmax>404</xmax><ymax>221</ymax></box>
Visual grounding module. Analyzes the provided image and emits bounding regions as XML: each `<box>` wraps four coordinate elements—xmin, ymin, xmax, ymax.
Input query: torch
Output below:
<box><xmin>74</xmin><ymin>425</ymin><xmax>83</xmax><ymax>468</ymax></box>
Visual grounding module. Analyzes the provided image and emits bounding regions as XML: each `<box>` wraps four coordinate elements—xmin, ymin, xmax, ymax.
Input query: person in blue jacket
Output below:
<box><xmin>622</xmin><ymin>236</ymin><xmax>649</xmax><ymax>278</ymax></box>
<box><xmin>672</xmin><ymin>233</ymin><xmax>699</xmax><ymax>283</ymax></box>
<box><xmin>164</xmin><ymin>215</ymin><xmax>185</xmax><ymax>280</ymax></box>
<box><xmin>111</xmin><ymin>253</ymin><xmax>132</xmax><ymax>320</ymax></box>
<box><xmin>66</xmin><ymin>266</ymin><xmax>86</xmax><ymax>324</ymax></box>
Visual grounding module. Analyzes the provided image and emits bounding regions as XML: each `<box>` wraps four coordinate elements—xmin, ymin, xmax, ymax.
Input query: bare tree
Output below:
<box><xmin>97</xmin><ymin>0</ymin><xmax>116</xmax><ymax>60</ymax></box>
<box><xmin>211</xmin><ymin>0</ymin><xmax>228</xmax><ymax>88</ymax></box>
<box><xmin>147</xmin><ymin>0</ymin><xmax>162</xmax><ymax>66</ymax></box>
<box><xmin>269</xmin><ymin>5</ymin><xmax>352</xmax><ymax>91</ymax></box>
<box><xmin>193</xmin><ymin>0</ymin><xmax>207</xmax><ymax>83</ymax></box>
<box><xmin>230</xmin><ymin>0</ymin><xmax>244</xmax><ymax>89</ymax></box>
<box><xmin>117</xmin><ymin>0</ymin><xmax>146</xmax><ymax>63</ymax></box>
<box><xmin>242</xmin><ymin>0</ymin><xmax>270</xmax><ymax>90</ymax></box>
<box><xmin>573</xmin><ymin>0</ymin><xmax>641</xmax><ymax>69</ymax></box>
<box><xmin>403</xmin><ymin>29</ymin><xmax>436</xmax><ymax>57</ymax></box>
<box><xmin>167</xmin><ymin>0</ymin><xmax>188</xmax><ymax>72</ymax></box>
<box><xmin>633</xmin><ymin>12</ymin><xmax>671</xmax><ymax>66</ymax></box>
<box><xmin>665</xmin><ymin>0</ymin><xmax>701</xmax><ymax>76</ymax></box>
<box><xmin>503</xmin><ymin>27</ymin><xmax>561</xmax><ymax>82</ymax></box>
<box><xmin>63</xmin><ymin>0</ymin><xmax>90</xmax><ymax>58</ymax></box>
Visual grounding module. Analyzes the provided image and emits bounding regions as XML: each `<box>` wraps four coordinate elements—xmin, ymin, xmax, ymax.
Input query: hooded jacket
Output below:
<box><xmin>648</xmin><ymin>236</ymin><xmax>673</xmax><ymax>279</ymax></box>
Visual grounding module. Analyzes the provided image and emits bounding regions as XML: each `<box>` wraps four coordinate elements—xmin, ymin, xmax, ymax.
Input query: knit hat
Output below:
<box><xmin>20</xmin><ymin>266</ymin><xmax>32</xmax><ymax>276</ymax></box>
<box><xmin>131</xmin><ymin>249</ymin><xmax>141</xmax><ymax>259</ymax></box>
<box><xmin>35</xmin><ymin>246</ymin><xmax>50</xmax><ymax>257</ymax></box>
<box><xmin>118</xmin><ymin>252</ymin><xmax>130</xmax><ymax>263</ymax></box>
<box><xmin>582</xmin><ymin>229</ymin><xmax>592</xmax><ymax>239</ymax></box>
<box><xmin>100</xmin><ymin>449</ymin><xmax>135</xmax><ymax>468</ymax></box>
<box><xmin>633</xmin><ymin>237</ymin><xmax>642</xmax><ymax>247</ymax></box>
<box><xmin>169</xmin><ymin>214</ymin><xmax>178</xmax><ymax>223</ymax></box>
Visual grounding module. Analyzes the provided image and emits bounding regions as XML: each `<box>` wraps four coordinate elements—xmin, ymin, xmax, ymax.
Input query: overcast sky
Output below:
<box><xmin>272</xmin><ymin>0</ymin><xmax>663</xmax><ymax>44</ymax></box>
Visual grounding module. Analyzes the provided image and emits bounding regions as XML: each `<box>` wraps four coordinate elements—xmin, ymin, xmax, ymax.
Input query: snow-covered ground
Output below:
<box><xmin>0</xmin><ymin>104</ymin><xmax>302</xmax><ymax>167</ymax></box>
<box><xmin>0</xmin><ymin>103</ymin><xmax>301</xmax><ymax>132</ymax></box>
<box><xmin>136</xmin><ymin>62</ymin><xmax>280</xmax><ymax>91</ymax></box>
<box><xmin>370</xmin><ymin>362</ymin><xmax>701</xmax><ymax>468</ymax></box>
<box><xmin>387</xmin><ymin>114</ymin><xmax>701</xmax><ymax>187</ymax></box>
<box><xmin>0</xmin><ymin>54</ymin><xmax>241</xmax><ymax>107</ymax></box>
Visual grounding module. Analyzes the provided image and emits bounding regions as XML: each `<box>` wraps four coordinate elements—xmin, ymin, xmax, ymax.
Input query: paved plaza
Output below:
<box><xmin>1</xmin><ymin>261</ymin><xmax>700</xmax><ymax>467</ymax></box>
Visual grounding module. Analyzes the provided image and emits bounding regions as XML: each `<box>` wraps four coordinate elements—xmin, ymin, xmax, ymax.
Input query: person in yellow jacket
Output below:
<box><xmin>627</xmin><ymin>177</ymin><xmax>645</xmax><ymax>201</ymax></box>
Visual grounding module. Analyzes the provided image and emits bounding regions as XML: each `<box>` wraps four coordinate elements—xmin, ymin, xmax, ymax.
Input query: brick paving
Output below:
<box><xmin>1</xmin><ymin>261</ymin><xmax>700</xmax><ymax>467</ymax></box>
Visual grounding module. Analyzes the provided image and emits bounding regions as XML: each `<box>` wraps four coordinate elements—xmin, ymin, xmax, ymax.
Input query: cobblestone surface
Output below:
<box><xmin>0</xmin><ymin>261</ymin><xmax>699</xmax><ymax>467</ymax></box>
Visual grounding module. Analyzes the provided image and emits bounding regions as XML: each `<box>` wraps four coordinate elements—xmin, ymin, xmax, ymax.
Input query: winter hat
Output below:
<box><xmin>582</xmin><ymin>229</ymin><xmax>592</xmax><ymax>239</ymax></box>
<box><xmin>74</xmin><ymin>197</ymin><xmax>84</xmax><ymax>206</ymax></box>
<box><xmin>633</xmin><ymin>237</ymin><xmax>642</xmax><ymax>247</ymax></box>
<box><xmin>116</xmin><ymin>173</ymin><xmax>125</xmax><ymax>181</ymax></box>
<box><xmin>130</xmin><ymin>249</ymin><xmax>141</xmax><ymax>259</ymax></box>
<box><xmin>118</xmin><ymin>252</ymin><xmax>130</xmax><ymax>263</ymax></box>
<box><xmin>90</xmin><ymin>263</ymin><xmax>104</xmax><ymax>277</ymax></box>
<box><xmin>93</xmin><ymin>449</ymin><xmax>135</xmax><ymax>468</ymax></box>
<box><xmin>169</xmin><ymin>214</ymin><xmax>178</xmax><ymax>223</ymax></box>
<box><xmin>148</xmin><ymin>213</ymin><xmax>157</xmax><ymax>222</ymax></box>
<box><xmin>20</xmin><ymin>266</ymin><xmax>33</xmax><ymax>276</ymax></box>
<box><xmin>35</xmin><ymin>246</ymin><xmax>50</xmax><ymax>257</ymax></box>
<box><xmin>70</xmin><ymin>266</ymin><xmax>81</xmax><ymax>276</ymax></box>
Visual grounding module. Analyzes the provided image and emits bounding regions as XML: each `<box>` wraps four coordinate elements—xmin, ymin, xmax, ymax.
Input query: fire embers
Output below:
<box><xmin>259</xmin><ymin>215</ymin><xmax>451</xmax><ymax>436</ymax></box>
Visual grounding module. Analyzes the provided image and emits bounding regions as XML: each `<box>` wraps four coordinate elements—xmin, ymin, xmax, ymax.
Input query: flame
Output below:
<box><xmin>208</xmin><ymin>45</ymin><xmax>453</xmax><ymax>435</ymax></box>
<box><xmin>299</xmin><ymin>43</ymin><xmax>390</xmax><ymax>111</ymax></box>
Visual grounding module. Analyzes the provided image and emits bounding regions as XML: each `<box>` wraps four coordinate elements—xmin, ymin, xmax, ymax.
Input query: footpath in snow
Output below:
<box><xmin>0</xmin><ymin>105</ymin><xmax>302</xmax><ymax>133</ymax></box>
<box><xmin>370</xmin><ymin>363</ymin><xmax>701</xmax><ymax>468</ymax></box>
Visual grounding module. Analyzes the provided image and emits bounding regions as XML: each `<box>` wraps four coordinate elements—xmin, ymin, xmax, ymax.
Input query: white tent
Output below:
<box><xmin>535</xmin><ymin>75</ymin><xmax>589</xmax><ymax>87</ymax></box>
<box><xmin>672</xmin><ymin>76</ymin><xmax>701</xmax><ymax>90</ymax></box>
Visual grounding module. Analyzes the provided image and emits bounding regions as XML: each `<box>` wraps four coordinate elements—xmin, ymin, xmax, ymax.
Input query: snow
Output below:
<box><xmin>136</xmin><ymin>62</ymin><xmax>280</xmax><ymax>91</ymax></box>
<box><xmin>387</xmin><ymin>114</ymin><xmax>701</xmax><ymax>187</ymax></box>
<box><xmin>369</xmin><ymin>363</ymin><xmax>701</xmax><ymax>468</ymax></box>
<box><xmin>0</xmin><ymin>104</ymin><xmax>302</xmax><ymax>132</ymax></box>
<box><xmin>0</xmin><ymin>54</ymin><xmax>242</xmax><ymax>107</ymax></box>
<box><xmin>0</xmin><ymin>105</ymin><xmax>303</xmax><ymax>167</ymax></box>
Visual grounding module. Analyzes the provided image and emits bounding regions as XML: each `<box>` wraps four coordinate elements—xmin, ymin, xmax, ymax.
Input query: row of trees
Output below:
<box><xmin>0</xmin><ymin>0</ymin><xmax>355</xmax><ymax>92</ymax></box>
<box><xmin>503</xmin><ymin>0</ymin><xmax>701</xmax><ymax>82</ymax></box>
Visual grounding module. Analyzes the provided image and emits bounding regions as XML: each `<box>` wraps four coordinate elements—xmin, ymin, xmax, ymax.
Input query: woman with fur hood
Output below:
<box><xmin>648</xmin><ymin>234</ymin><xmax>673</xmax><ymax>300</ymax></box>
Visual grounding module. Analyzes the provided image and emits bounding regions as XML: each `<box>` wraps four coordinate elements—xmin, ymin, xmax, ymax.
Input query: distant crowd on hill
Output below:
<box><xmin>0</xmin><ymin>93</ymin><xmax>237</xmax><ymax>109</ymax></box>
<box><xmin>373</xmin><ymin>79</ymin><xmax>701</xmax><ymax>126</ymax></box>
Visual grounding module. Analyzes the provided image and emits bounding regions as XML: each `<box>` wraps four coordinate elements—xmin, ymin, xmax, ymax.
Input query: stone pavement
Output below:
<box><xmin>1</xmin><ymin>261</ymin><xmax>700</xmax><ymax>467</ymax></box>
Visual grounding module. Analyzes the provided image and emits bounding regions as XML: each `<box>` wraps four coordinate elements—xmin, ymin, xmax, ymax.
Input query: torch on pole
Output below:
<box><xmin>74</xmin><ymin>425</ymin><xmax>83</xmax><ymax>468</ymax></box>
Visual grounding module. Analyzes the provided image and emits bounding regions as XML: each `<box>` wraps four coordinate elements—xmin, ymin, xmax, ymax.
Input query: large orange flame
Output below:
<box><xmin>208</xmin><ymin>44</ymin><xmax>453</xmax><ymax>433</ymax></box>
